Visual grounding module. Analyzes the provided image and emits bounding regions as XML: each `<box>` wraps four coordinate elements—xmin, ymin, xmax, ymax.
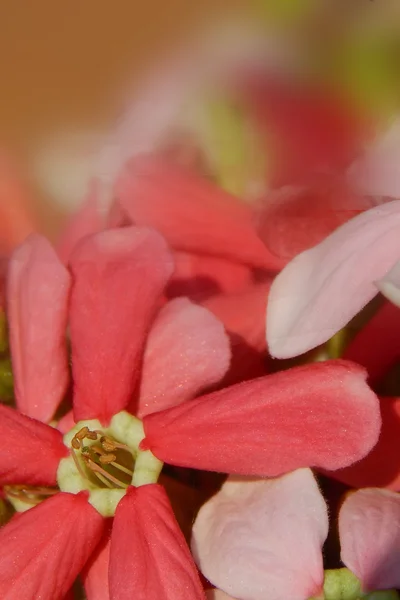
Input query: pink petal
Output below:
<box><xmin>137</xmin><ymin>298</ymin><xmax>230</xmax><ymax>418</ymax></box>
<box><xmin>57</xmin><ymin>183</ymin><xmax>105</xmax><ymax>264</ymax></box>
<box><xmin>142</xmin><ymin>360</ymin><xmax>380</xmax><ymax>476</ymax></box>
<box><xmin>192</xmin><ymin>469</ymin><xmax>327</xmax><ymax>600</ymax></box>
<box><xmin>7</xmin><ymin>234</ymin><xmax>71</xmax><ymax>422</ymax></box>
<box><xmin>256</xmin><ymin>178</ymin><xmax>380</xmax><ymax>262</ymax></box>
<box><xmin>267</xmin><ymin>200</ymin><xmax>400</xmax><ymax>358</ymax></box>
<box><xmin>83</xmin><ymin>523</ymin><xmax>112</xmax><ymax>600</ymax></box>
<box><xmin>343</xmin><ymin>302</ymin><xmax>400</xmax><ymax>386</ymax></box>
<box><xmin>69</xmin><ymin>227</ymin><xmax>174</xmax><ymax>424</ymax></box>
<box><xmin>377</xmin><ymin>260</ymin><xmax>400</xmax><ymax>307</ymax></box>
<box><xmin>349</xmin><ymin>117</ymin><xmax>400</xmax><ymax>198</ymax></box>
<box><xmin>0</xmin><ymin>491</ymin><xmax>105</xmax><ymax>599</ymax></box>
<box><xmin>330</xmin><ymin>397</ymin><xmax>400</xmax><ymax>491</ymax></box>
<box><xmin>109</xmin><ymin>484</ymin><xmax>206</xmax><ymax>600</ymax></box>
<box><xmin>115</xmin><ymin>157</ymin><xmax>276</xmax><ymax>269</ymax></box>
<box><xmin>0</xmin><ymin>403</ymin><xmax>68</xmax><ymax>486</ymax></box>
<box><xmin>169</xmin><ymin>251</ymin><xmax>254</xmax><ymax>300</ymax></box>
<box><xmin>340</xmin><ymin>488</ymin><xmax>400</xmax><ymax>591</ymax></box>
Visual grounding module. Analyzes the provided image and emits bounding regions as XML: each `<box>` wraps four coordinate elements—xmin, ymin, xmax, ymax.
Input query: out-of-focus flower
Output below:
<box><xmin>192</xmin><ymin>470</ymin><xmax>400</xmax><ymax>600</ymax></box>
<box><xmin>0</xmin><ymin>227</ymin><xmax>382</xmax><ymax>597</ymax></box>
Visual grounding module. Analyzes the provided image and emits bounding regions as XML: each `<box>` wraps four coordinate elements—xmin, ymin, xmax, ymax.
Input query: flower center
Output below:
<box><xmin>70</xmin><ymin>426</ymin><xmax>134</xmax><ymax>489</ymax></box>
<box><xmin>57</xmin><ymin>411</ymin><xmax>163</xmax><ymax>517</ymax></box>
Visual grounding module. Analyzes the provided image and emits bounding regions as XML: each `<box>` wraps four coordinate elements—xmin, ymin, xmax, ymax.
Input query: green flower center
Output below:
<box><xmin>57</xmin><ymin>411</ymin><xmax>163</xmax><ymax>517</ymax></box>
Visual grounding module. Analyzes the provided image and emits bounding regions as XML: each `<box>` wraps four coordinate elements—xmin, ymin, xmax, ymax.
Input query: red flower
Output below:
<box><xmin>0</xmin><ymin>226</ymin><xmax>381</xmax><ymax>599</ymax></box>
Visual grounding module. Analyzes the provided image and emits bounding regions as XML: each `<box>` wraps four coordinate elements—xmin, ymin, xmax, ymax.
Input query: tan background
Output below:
<box><xmin>0</xmin><ymin>1</ymin><xmax>241</xmax><ymax>152</ymax></box>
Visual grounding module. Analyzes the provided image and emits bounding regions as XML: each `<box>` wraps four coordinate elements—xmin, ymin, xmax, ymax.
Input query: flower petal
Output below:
<box><xmin>343</xmin><ymin>302</ymin><xmax>400</xmax><ymax>386</ymax></box>
<box><xmin>340</xmin><ymin>488</ymin><xmax>400</xmax><ymax>591</ymax></box>
<box><xmin>256</xmin><ymin>178</ymin><xmax>380</xmax><ymax>262</ymax></box>
<box><xmin>376</xmin><ymin>260</ymin><xmax>400</xmax><ymax>307</ymax></box>
<box><xmin>349</xmin><ymin>117</ymin><xmax>400</xmax><ymax>198</ymax></box>
<box><xmin>109</xmin><ymin>484</ymin><xmax>205</xmax><ymax>600</ymax></box>
<box><xmin>57</xmin><ymin>183</ymin><xmax>105</xmax><ymax>264</ymax></box>
<box><xmin>192</xmin><ymin>469</ymin><xmax>327</xmax><ymax>600</ymax></box>
<box><xmin>330</xmin><ymin>397</ymin><xmax>400</xmax><ymax>491</ymax></box>
<box><xmin>115</xmin><ymin>157</ymin><xmax>277</xmax><ymax>269</ymax></box>
<box><xmin>69</xmin><ymin>227</ymin><xmax>174</xmax><ymax>424</ymax></box>
<box><xmin>8</xmin><ymin>234</ymin><xmax>71</xmax><ymax>422</ymax></box>
<box><xmin>142</xmin><ymin>360</ymin><xmax>380</xmax><ymax>476</ymax></box>
<box><xmin>203</xmin><ymin>283</ymin><xmax>271</xmax><ymax>384</ymax></box>
<box><xmin>137</xmin><ymin>298</ymin><xmax>230</xmax><ymax>417</ymax></box>
<box><xmin>0</xmin><ymin>491</ymin><xmax>105</xmax><ymax>600</ymax></box>
<box><xmin>82</xmin><ymin>523</ymin><xmax>112</xmax><ymax>600</ymax></box>
<box><xmin>267</xmin><ymin>200</ymin><xmax>400</xmax><ymax>358</ymax></box>
<box><xmin>168</xmin><ymin>251</ymin><xmax>254</xmax><ymax>300</ymax></box>
<box><xmin>0</xmin><ymin>403</ymin><xmax>68</xmax><ymax>486</ymax></box>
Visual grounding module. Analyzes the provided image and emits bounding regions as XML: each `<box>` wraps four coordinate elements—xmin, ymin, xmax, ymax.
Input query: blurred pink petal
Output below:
<box><xmin>142</xmin><ymin>360</ymin><xmax>380</xmax><ymax>476</ymax></box>
<box><xmin>330</xmin><ymin>397</ymin><xmax>400</xmax><ymax>491</ymax></box>
<box><xmin>8</xmin><ymin>235</ymin><xmax>71</xmax><ymax>422</ymax></box>
<box><xmin>340</xmin><ymin>488</ymin><xmax>400</xmax><ymax>591</ymax></box>
<box><xmin>192</xmin><ymin>469</ymin><xmax>327</xmax><ymax>600</ymax></box>
<box><xmin>69</xmin><ymin>227</ymin><xmax>173</xmax><ymax>424</ymax></box>
<box><xmin>376</xmin><ymin>260</ymin><xmax>400</xmax><ymax>307</ymax></box>
<box><xmin>57</xmin><ymin>183</ymin><xmax>105</xmax><ymax>264</ymax></box>
<box><xmin>137</xmin><ymin>298</ymin><xmax>230</xmax><ymax>418</ymax></box>
<box><xmin>115</xmin><ymin>157</ymin><xmax>277</xmax><ymax>269</ymax></box>
<box><xmin>256</xmin><ymin>178</ymin><xmax>380</xmax><ymax>262</ymax></box>
<box><xmin>349</xmin><ymin>118</ymin><xmax>400</xmax><ymax>198</ymax></box>
<box><xmin>267</xmin><ymin>200</ymin><xmax>400</xmax><ymax>358</ymax></box>
<box><xmin>110</xmin><ymin>485</ymin><xmax>205</xmax><ymax>600</ymax></box>
<box><xmin>343</xmin><ymin>302</ymin><xmax>400</xmax><ymax>386</ymax></box>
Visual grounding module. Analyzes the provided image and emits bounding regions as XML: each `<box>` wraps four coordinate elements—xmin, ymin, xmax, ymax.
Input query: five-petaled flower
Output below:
<box><xmin>0</xmin><ymin>225</ymin><xmax>381</xmax><ymax>599</ymax></box>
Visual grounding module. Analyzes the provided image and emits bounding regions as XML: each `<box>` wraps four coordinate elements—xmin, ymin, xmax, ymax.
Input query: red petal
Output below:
<box><xmin>168</xmin><ymin>251</ymin><xmax>254</xmax><ymax>300</ymax></box>
<box><xmin>8</xmin><ymin>234</ymin><xmax>71</xmax><ymax>422</ymax></box>
<box><xmin>0</xmin><ymin>404</ymin><xmax>68</xmax><ymax>485</ymax></box>
<box><xmin>0</xmin><ymin>491</ymin><xmax>105</xmax><ymax>600</ymax></box>
<box><xmin>83</xmin><ymin>522</ymin><xmax>112</xmax><ymax>600</ymax></box>
<box><xmin>245</xmin><ymin>79</ymin><xmax>368</xmax><ymax>186</ymax></box>
<box><xmin>58</xmin><ymin>183</ymin><xmax>105</xmax><ymax>264</ymax></box>
<box><xmin>256</xmin><ymin>178</ymin><xmax>381</xmax><ymax>262</ymax></box>
<box><xmin>69</xmin><ymin>227</ymin><xmax>174</xmax><ymax>423</ymax></box>
<box><xmin>115</xmin><ymin>156</ymin><xmax>277</xmax><ymax>269</ymax></box>
<box><xmin>203</xmin><ymin>283</ymin><xmax>271</xmax><ymax>384</ymax></box>
<box><xmin>137</xmin><ymin>298</ymin><xmax>230</xmax><ymax>417</ymax></box>
<box><xmin>142</xmin><ymin>360</ymin><xmax>380</xmax><ymax>476</ymax></box>
<box><xmin>344</xmin><ymin>302</ymin><xmax>400</xmax><ymax>386</ymax></box>
<box><xmin>329</xmin><ymin>397</ymin><xmax>400</xmax><ymax>491</ymax></box>
<box><xmin>109</xmin><ymin>484</ymin><xmax>205</xmax><ymax>600</ymax></box>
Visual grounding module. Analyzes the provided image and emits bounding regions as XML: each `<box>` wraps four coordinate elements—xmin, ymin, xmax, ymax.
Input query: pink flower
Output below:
<box><xmin>266</xmin><ymin>199</ymin><xmax>400</xmax><ymax>359</ymax></box>
<box><xmin>192</xmin><ymin>470</ymin><xmax>400</xmax><ymax>600</ymax></box>
<box><xmin>0</xmin><ymin>226</ymin><xmax>381</xmax><ymax>598</ymax></box>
